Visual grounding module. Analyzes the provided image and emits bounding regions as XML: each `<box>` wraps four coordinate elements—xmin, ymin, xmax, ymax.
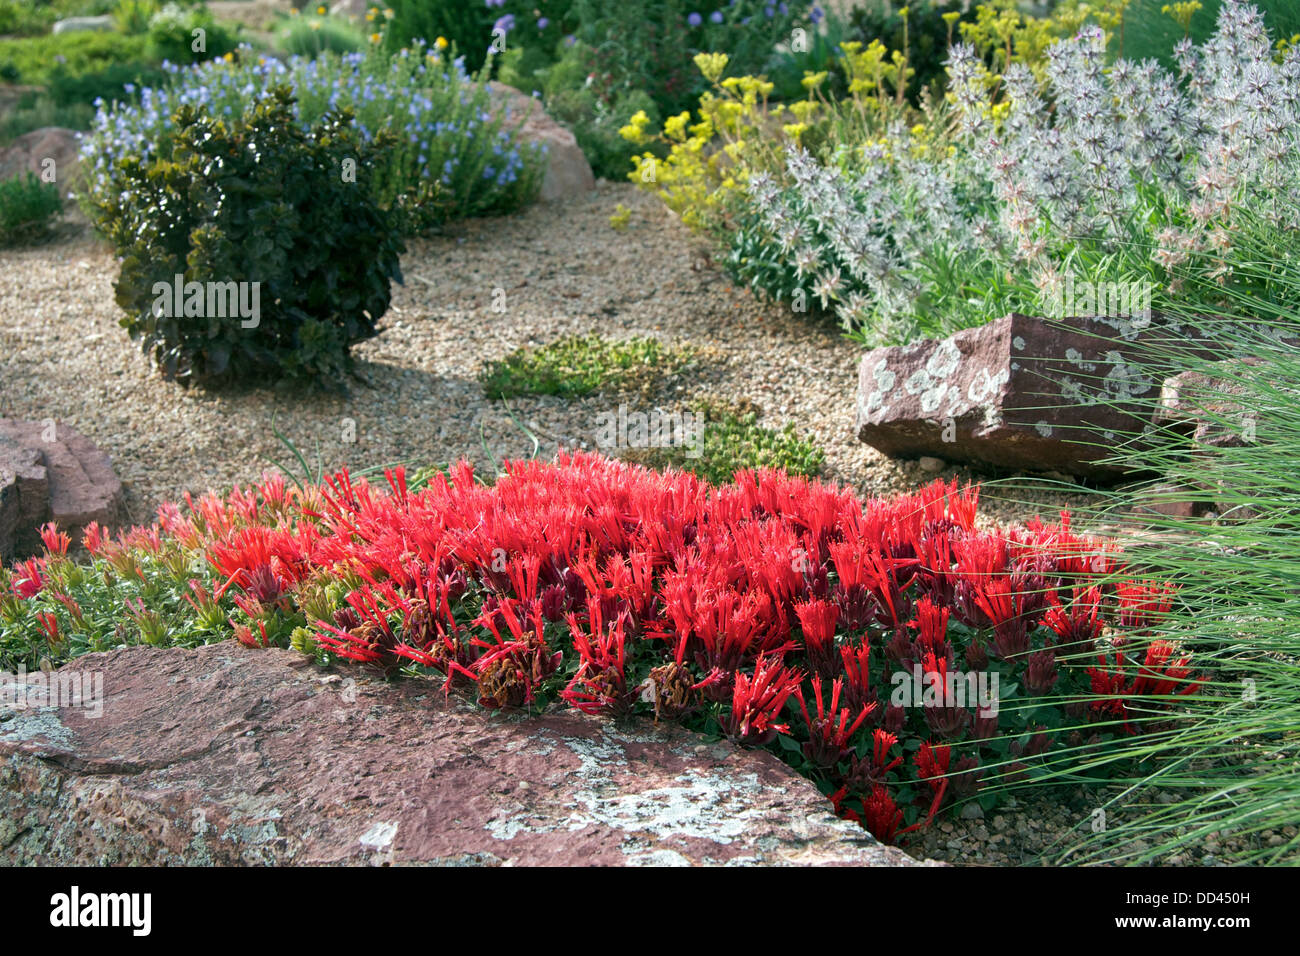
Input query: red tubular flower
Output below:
<box><xmin>1117</xmin><ymin>581</ymin><xmax>1175</xmax><ymax>633</ymax></box>
<box><xmin>910</xmin><ymin>595</ymin><xmax>951</xmax><ymax>657</ymax></box>
<box><xmin>973</xmin><ymin>578</ymin><xmax>1032</xmax><ymax>660</ymax></box>
<box><xmin>39</xmin><ymin>523</ymin><xmax>70</xmax><ymax>557</ymax></box>
<box><xmin>920</xmin><ymin>650</ymin><xmax>971</xmax><ymax>739</ymax></box>
<box><xmin>1043</xmin><ymin>585</ymin><xmax>1103</xmax><ymax>655</ymax></box>
<box><xmin>36</xmin><ymin>611</ymin><xmax>60</xmax><ymax>643</ymax></box>
<box><xmin>849</xmin><ymin>727</ymin><xmax>903</xmax><ymax>790</ymax></box>
<box><xmin>915</xmin><ymin>740</ymin><xmax>952</xmax><ymax>788</ymax></box>
<box><xmin>860</xmin><ymin>784</ymin><xmax>904</xmax><ymax>844</ymax></box>
<box><xmin>906</xmin><ymin>740</ymin><xmax>952</xmax><ymax>834</ymax></box>
<box><xmin>795</xmin><ymin>598</ymin><xmax>841</xmax><ymax>680</ymax></box>
<box><xmin>723</xmin><ymin>654</ymin><xmax>802</xmax><ymax>746</ymax></box>
<box><xmin>838</xmin><ymin>638</ymin><xmax>877</xmax><ymax>717</ymax></box>
<box><xmin>10</xmin><ymin>559</ymin><xmax>45</xmax><ymax>599</ymax></box>
<box><xmin>1086</xmin><ymin>640</ymin><xmax>1203</xmax><ymax>734</ymax></box>
<box><xmin>796</xmin><ymin>676</ymin><xmax>875</xmax><ymax>767</ymax></box>
<box><xmin>81</xmin><ymin>521</ymin><xmax>109</xmax><ymax>557</ymax></box>
<box><xmin>560</xmin><ymin>600</ymin><xmax>636</xmax><ymax>716</ymax></box>
<box><xmin>471</xmin><ymin>599</ymin><xmax>562</xmax><ymax>709</ymax></box>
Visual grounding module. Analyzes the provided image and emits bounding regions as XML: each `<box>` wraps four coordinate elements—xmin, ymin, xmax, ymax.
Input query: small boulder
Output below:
<box><xmin>1156</xmin><ymin>359</ymin><xmax>1264</xmax><ymax>449</ymax></box>
<box><xmin>0</xmin><ymin>127</ymin><xmax>82</xmax><ymax>192</ymax></box>
<box><xmin>0</xmin><ymin>420</ymin><xmax>125</xmax><ymax>561</ymax></box>
<box><xmin>488</xmin><ymin>82</ymin><xmax>595</xmax><ymax>202</ymax></box>
<box><xmin>855</xmin><ymin>313</ymin><xmax>1184</xmax><ymax>480</ymax></box>
<box><xmin>51</xmin><ymin>15</ymin><xmax>114</xmax><ymax>34</ymax></box>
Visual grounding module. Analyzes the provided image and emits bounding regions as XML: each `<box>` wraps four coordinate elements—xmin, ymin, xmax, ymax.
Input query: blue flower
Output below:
<box><xmin>710</xmin><ymin>11</ymin><xmax>723</xmax><ymax>23</ymax></box>
<box><xmin>687</xmin><ymin>11</ymin><xmax>702</xmax><ymax>27</ymax></box>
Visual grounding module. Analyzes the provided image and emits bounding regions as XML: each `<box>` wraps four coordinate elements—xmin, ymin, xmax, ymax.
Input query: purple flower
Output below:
<box><xmin>493</xmin><ymin>14</ymin><xmax>515</xmax><ymax>34</ymax></box>
<box><xmin>687</xmin><ymin>11</ymin><xmax>702</xmax><ymax>27</ymax></box>
<box><xmin>537</xmin><ymin>17</ymin><xmax>549</xmax><ymax>29</ymax></box>
<box><xmin>810</xmin><ymin>5</ymin><xmax>824</xmax><ymax>25</ymax></box>
<box><xmin>710</xmin><ymin>10</ymin><xmax>723</xmax><ymax>23</ymax></box>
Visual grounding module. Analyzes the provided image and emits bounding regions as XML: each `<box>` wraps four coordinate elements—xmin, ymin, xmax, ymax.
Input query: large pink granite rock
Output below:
<box><xmin>0</xmin><ymin>127</ymin><xmax>81</xmax><ymax>189</ymax></box>
<box><xmin>489</xmin><ymin>82</ymin><xmax>595</xmax><ymax>202</ymax></box>
<box><xmin>0</xmin><ymin>419</ymin><xmax>125</xmax><ymax>561</ymax></box>
<box><xmin>855</xmin><ymin>313</ymin><xmax>1177</xmax><ymax>480</ymax></box>
<box><xmin>0</xmin><ymin>642</ymin><xmax>934</xmax><ymax>867</ymax></box>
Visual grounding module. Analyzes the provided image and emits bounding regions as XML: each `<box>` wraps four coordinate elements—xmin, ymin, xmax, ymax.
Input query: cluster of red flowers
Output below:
<box><xmin>11</xmin><ymin>453</ymin><xmax>1202</xmax><ymax>843</ymax></box>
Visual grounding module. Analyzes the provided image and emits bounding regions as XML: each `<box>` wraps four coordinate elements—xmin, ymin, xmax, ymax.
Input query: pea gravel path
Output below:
<box><xmin>0</xmin><ymin>181</ymin><xmax>1096</xmax><ymax>530</ymax></box>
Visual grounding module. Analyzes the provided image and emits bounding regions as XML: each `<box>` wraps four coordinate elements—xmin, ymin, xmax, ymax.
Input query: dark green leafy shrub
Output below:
<box><xmin>383</xmin><ymin>0</ymin><xmax>498</xmax><ymax>73</ymax></box>
<box><xmin>94</xmin><ymin>87</ymin><xmax>406</xmax><ymax>388</ymax></box>
<box><xmin>0</xmin><ymin>172</ymin><xmax>62</xmax><ymax>246</ymax></box>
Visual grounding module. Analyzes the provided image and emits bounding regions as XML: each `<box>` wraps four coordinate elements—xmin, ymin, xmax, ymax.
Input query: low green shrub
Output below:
<box><xmin>274</xmin><ymin>10</ymin><xmax>367</xmax><ymax>58</ymax></box>
<box><xmin>0</xmin><ymin>31</ymin><xmax>153</xmax><ymax>84</ymax></box>
<box><xmin>92</xmin><ymin>87</ymin><xmax>405</xmax><ymax>387</ymax></box>
<box><xmin>479</xmin><ymin>333</ymin><xmax>695</xmax><ymax>399</ymax></box>
<box><xmin>146</xmin><ymin>2</ymin><xmax>239</xmax><ymax>65</ymax></box>
<box><xmin>626</xmin><ymin>398</ymin><xmax>825</xmax><ymax>483</ymax></box>
<box><xmin>0</xmin><ymin>171</ymin><xmax>62</xmax><ymax>245</ymax></box>
<box><xmin>0</xmin><ymin>0</ymin><xmax>58</xmax><ymax>37</ymax></box>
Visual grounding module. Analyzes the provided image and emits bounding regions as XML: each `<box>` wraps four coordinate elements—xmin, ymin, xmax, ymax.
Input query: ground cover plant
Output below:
<box><xmin>625</xmin><ymin>397</ymin><xmax>825</xmax><ymax>483</ymax></box>
<box><xmin>0</xmin><ymin>171</ymin><xmax>62</xmax><ymax>245</ymax></box>
<box><xmin>478</xmin><ymin>334</ymin><xmax>696</xmax><ymax>399</ymax></box>
<box><xmin>79</xmin><ymin>41</ymin><xmax>542</xmax><ymax>235</ymax></box>
<box><xmin>0</xmin><ymin>452</ymin><xmax>1205</xmax><ymax>846</ymax></box>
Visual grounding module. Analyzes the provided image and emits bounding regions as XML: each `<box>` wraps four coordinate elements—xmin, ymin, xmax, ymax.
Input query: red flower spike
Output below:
<box><xmin>723</xmin><ymin>654</ymin><xmax>802</xmax><ymax>747</ymax></box>
<box><xmin>796</xmin><ymin>676</ymin><xmax>875</xmax><ymax>768</ymax></box>
<box><xmin>39</xmin><ymin>523</ymin><xmax>71</xmax><ymax>558</ymax></box>
<box><xmin>794</xmin><ymin>598</ymin><xmax>841</xmax><ymax>680</ymax></box>
<box><xmin>860</xmin><ymin>784</ymin><xmax>904</xmax><ymax>844</ymax></box>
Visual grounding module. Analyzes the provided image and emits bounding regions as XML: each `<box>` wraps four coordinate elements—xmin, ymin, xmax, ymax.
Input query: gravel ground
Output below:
<box><xmin>0</xmin><ymin>181</ymin><xmax>1098</xmax><ymax>530</ymax></box>
<box><xmin>2</xmin><ymin>180</ymin><xmax>1182</xmax><ymax>866</ymax></box>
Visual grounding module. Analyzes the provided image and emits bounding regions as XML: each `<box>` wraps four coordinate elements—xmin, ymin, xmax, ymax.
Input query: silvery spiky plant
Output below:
<box><xmin>743</xmin><ymin>0</ymin><xmax>1300</xmax><ymax>344</ymax></box>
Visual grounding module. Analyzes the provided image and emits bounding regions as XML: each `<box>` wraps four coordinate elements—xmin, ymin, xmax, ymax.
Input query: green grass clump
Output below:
<box><xmin>479</xmin><ymin>334</ymin><xmax>696</xmax><ymax>400</ymax></box>
<box><xmin>0</xmin><ymin>172</ymin><xmax>62</xmax><ymax>246</ymax></box>
<box><xmin>274</xmin><ymin>12</ymin><xmax>367</xmax><ymax>58</ymax></box>
<box><xmin>628</xmin><ymin>398</ymin><xmax>825</xmax><ymax>484</ymax></box>
<box><xmin>1018</xmin><ymin>210</ymin><xmax>1300</xmax><ymax>866</ymax></box>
